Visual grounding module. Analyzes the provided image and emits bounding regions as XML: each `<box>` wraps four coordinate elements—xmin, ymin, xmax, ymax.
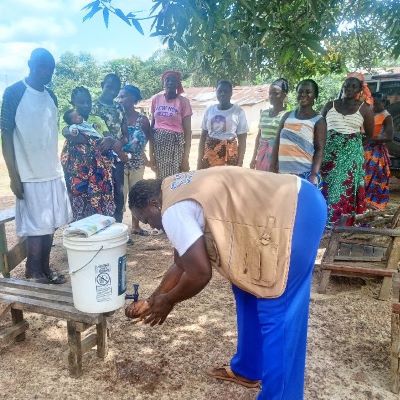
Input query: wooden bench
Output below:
<box><xmin>0</xmin><ymin>208</ymin><xmax>27</xmax><ymax>277</ymax></box>
<box><xmin>319</xmin><ymin>217</ymin><xmax>400</xmax><ymax>300</ymax></box>
<box><xmin>0</xmin><ymin>278</ymin><xmax>110</xmax><ymax>377</ymax></box>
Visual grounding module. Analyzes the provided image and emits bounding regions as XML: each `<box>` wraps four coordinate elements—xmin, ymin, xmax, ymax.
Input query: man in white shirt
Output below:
<box><xmin>1</xmin><ymin>48</ymin><xmax>72</xmax><ymax>283</ymax></box>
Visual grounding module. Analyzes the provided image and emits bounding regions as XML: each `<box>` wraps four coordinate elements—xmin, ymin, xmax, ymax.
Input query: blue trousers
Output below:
<box><xmin>230</xmin><ymin>180</ymin><xmax>327</xmax><ymax>400</ymax></box>
<box><xmin>113</xmin><ymin>160</ymin><xmax>125</xmax><ymax>223</ymax></box>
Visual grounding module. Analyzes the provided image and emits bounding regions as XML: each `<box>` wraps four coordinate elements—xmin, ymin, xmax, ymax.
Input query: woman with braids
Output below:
<box><xmin>250</xmin><ymin>78</ymin><xmax>289</xmax><ymax>171</ymax></box>
<box><xmin>270</xmin><ymin>79</ymin><xmax>327</xmax><ymax>188</ymax></box>
<box><xmin>321</xmin><ymin>75</ymin><xmax>374</xmax><ymax>226</ymax></box>
<box><xmin>197</xmin><ymin>80</ymin><xmax>248</xmax><ymax>168</ymax></box>
<box><xmin>61</xmin><ymin>86</ymin><xmax>116</xmax><ymax>220</ymax></box>
<box><xmin>364</xmin><ymin>92</ymin><xmax>394</xmax><ymax>210</ymax></box>
<box><xmin>150</xmin><ymin>70</ymin><xmax>192</xmax><ymax>179</ymax></box>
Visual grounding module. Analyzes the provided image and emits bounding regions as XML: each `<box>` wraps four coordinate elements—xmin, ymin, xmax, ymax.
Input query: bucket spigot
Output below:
<box><xmin>125</xmin><ymin>284</ymin><xmax>139</xmax><ymax>302</ymax></box>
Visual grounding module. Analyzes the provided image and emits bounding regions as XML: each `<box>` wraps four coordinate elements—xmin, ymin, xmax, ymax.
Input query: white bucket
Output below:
<box><xmin>63</xmin><ymin>223</ymin><xmax>129</xmax><ymax>313</ymax></box>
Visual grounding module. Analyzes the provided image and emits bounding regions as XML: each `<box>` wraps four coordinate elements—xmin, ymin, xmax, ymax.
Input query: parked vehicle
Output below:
<box><xmin>366</xmin><ymin>73</ymin><xmax>400</xmax><ymax>176</ymax></box>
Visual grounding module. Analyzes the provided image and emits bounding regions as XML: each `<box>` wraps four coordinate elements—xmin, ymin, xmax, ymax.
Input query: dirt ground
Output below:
<box><xmin>0</xmin><ymin>137</ymin><xmax>399</xmax><ymax>399</ymax></box>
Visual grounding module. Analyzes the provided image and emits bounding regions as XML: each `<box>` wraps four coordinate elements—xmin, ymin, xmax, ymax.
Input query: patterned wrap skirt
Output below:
<box><xmin>321</xmin><ymin>130</ymin><xmax>366</xmax><ymax>226</ymax></box>
<box><xmin>153</xmin><ymin>128</ymin><xmax>185</xmax><ymax>180</ymax></box>
<box><xmin>60</xmin><ymin>138</ymin><xmax>115</xmax><ymax>221</ymax></box>
<box><xmin>364</xmin><ymin>141</ymin><xmax>390</xmax><ymax>210</ymax></box>
<box><xmin>255</xmin><ymin>138</ymin><xmax>274</xmax><ymax>171</ymax></box>
<box><xmin>201</xmin><ymin>136</ymin><xmax>238</xmax><ymax>168</ymax></box>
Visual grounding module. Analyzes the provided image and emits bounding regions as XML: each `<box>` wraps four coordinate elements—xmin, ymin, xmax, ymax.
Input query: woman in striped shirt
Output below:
<box><xmin>320</xmin><ymin>76</ymin><xmax>374</xmax><ymax>226</ymax></box>
<box><xmin>270</xmin><ymin>79</ymin><xmax>327</xmax><ymax>187</ymax></box>
<box><xmin>250</xmin><ymin>78</ymin><xmax>288</xmax><ymax>170</ymax></box>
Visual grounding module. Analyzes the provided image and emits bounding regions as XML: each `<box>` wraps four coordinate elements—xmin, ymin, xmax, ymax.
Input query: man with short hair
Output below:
<box><xmin>1</xmin><ymin>48</ymin><xmax>72</xmax><ymax>283</ymax></box>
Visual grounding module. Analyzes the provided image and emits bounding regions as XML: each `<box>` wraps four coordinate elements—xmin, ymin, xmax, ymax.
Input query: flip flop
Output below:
<box><xmin>44</xmin><ymin>271</ymin><xmax>66</xmax><ymax>285</ymax></box>
<box><xmin>207</xmin><ymin>365</ymin><xmax>260</xmax><ymax>389</ymax></box>
<box><xmin>131</xmin><ymin>229</ymin><xmax>150</xmax><ymax>237</ymax></box>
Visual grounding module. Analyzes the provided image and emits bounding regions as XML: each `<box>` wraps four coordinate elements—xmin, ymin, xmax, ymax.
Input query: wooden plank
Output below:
<box><xmin>5</xmin><ymin>240</ymin><xmax>26</xmax><ymax>271</ymax></box>
<box><xmin>393</xmin><ymin>303</ymin><xmax>400</xmax><ymax>314</ymax></box>
<box><xmin>0</xmin><ymin>208</ymin><xmax>15</xmax><ymax>224</ymax></box>
<box><xmin>0</xmin><ymin>224</ymin><xmax>8</xmax><ymax>277</ymax></box>
<box><xmin>67</xmin><ymin>321</ymin><xmax>82</xmax><ymax>378</ymax></box>
<box><xmin>0</xmin><ymin>321</ymin><xmax>29</xmax><ymax>346</ymax></box>
<box><xmin>379</xmin><ymin>277</ymin><xmax>393</xmax><ymax>301</ymax></box>
<box><xmin>318</xmin><ymin>270</ymin><xmax>332</xmax><ymax>294</ymax></box>
<box><xmin>320</xmin><ymin>264</ymin><xmax>395</xmax><ymax>277</ymax></box>
<box><xmin>334</xmin><ymin>226</ymin><xmax>400</xmax><ymax>237</ymax></box>
<box><xmin>0</xmin><ymin>293</ymin><xmax>101</xmax><ymax>324</ymax></box>
<box><xmin>387</xmin><ymin>237</ymin><xmax>400</xmax><ymax>271</ymax></box>
<box><xmin>393</xmin><ymin>274</ymin><xmax>400</xmax><ymax>303</ymax></box>
<box><xmin>0</xmin><ymin>286</ymin><xmax>73</xmax><ymax>305</ymax></box>
<box><xmin>96</xmin><ymin>317</ymin><xmax>108</xmax><ymax>359</ymax></box>
<box><xmin>322</xmin><ymin>231</ymin><xmax>341</xmax><ymax>264</ymax></box>
<box><xmin>75</xmin><ymin>322</ymin><xmax>92</xmax><ymax>333</ymax></box>
<box><xmin>11</xmin><ymin>308</ymin><xmax>25</xmax><ymax>341</ymax></box>
<box><xmin>0</xmin><ymin>278</ymin><xmax>73</xmax><ymax>296</ymax></box>
<box><xmin>0</xmin><ymin>301</ymin><xmax>12</xmax><ymax>319</ymax></box>
<box><xmin>334</xmin><ymin>255</ymin><xmax>384</xmax><ymax>262</ymax></box>
<box><xmin>391</xmin><ymin>313</ymin><xmax>400</xmax><ymax>393</ymax></box>
<box><xmin>81</xmin><ymin>333</ymin><xmax>97</xmax><ymax>354</ymax></box>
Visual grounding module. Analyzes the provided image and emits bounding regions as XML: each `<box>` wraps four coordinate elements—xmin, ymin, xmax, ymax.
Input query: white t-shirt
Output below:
<box><xmin>162</xmin><ymin>177</ymin><xmax>302</xmax><ymax>256</ymax></box>
<box><xmin>14</xmin><ymin>81</ymin><xmax>63</xmax><ymax>182</ymax></box>
<box><xmin>201</xmin><ymin>104</ymin><xmax>248</xmax><ymax>140</ymax></box>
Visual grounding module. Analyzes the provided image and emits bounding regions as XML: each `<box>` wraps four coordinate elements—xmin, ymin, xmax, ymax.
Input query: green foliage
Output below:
<box><xmin>81</xmin><ymin>0</ymin><xmax>400</xmax><ymax>82</ymax></box>
<box><xmin>51</xmin><ymin>50</ymin><xmax>192</xmax><ymax>117</ymax></box>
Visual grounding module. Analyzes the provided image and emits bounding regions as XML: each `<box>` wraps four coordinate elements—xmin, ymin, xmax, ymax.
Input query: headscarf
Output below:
<box><xmin>346</xmin><ymin>72</ymin><xmax>373</xmax><ymax>105</ymax></box>
<box><xmin>162</xmin><ymin>70</ymin><xmax>184</xmax><ymax>95</ymax></box>
<box><xmin>271</xmin><ymin>78</ymin><xmax>289</xmax><ymax>94</ymax></box>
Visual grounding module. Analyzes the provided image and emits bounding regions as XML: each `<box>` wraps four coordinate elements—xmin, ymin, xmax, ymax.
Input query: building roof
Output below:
<box><xmin>138</xmin><ymin>84</ymin><xmax>270</xmax><ymax>109</ymax></box>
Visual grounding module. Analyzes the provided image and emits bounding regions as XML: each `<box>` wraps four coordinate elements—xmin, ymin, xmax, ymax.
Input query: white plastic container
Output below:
<box><xmin>63</xmin><ymin>223</ymin><xmax>129</xmax><ymax>313</ymax></box>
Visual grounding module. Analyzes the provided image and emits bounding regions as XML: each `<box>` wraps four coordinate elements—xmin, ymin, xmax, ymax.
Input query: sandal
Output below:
<box><xmin>44</xmin><ymin>270</ymin><xmax>66</xmax><ymax>285</ymax></box>
<box><xmin>207</xmin><ymin>365</ymin><xmax>260</xmax><ymax>389</ymax></box>
<box><xmin>131</xmin><ymin>229</ymin><xmax>150</xmax><ymax>237</ymax></box>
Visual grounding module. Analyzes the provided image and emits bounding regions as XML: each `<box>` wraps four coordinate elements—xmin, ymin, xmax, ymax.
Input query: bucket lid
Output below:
<box><xmin>63</xmin><ymin>223</ymin><xmax>128</xmax><ymax>243</ymax></box>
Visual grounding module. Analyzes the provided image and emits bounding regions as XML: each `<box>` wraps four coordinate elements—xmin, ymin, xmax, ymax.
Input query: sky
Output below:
<box><xmin>0</xmin><ymin>0</ymin><xmax>163</xmax><ymax>93</ymax></box>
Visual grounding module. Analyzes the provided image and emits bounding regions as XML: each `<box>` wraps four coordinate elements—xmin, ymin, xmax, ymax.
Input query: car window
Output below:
<box><xmin>380</xmin><ymin>81</ymin><xmax>400</xmax><ymax>96</ymax></box>
<box><xmin>367</xmin><ymin>82</ymin><xmax>378</xmax><ymax>93</ymax></box>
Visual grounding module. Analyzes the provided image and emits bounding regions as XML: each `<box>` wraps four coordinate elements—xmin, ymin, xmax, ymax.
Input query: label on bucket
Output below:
<box><xmin>95</xmin><ymin>263</ymin><xmax>112</xmax><ymax>302</ymax></box>
<box><xmin>118</xmin><ymin>255</ymin><xmax>127</xmax><ymax>295</ymax></box>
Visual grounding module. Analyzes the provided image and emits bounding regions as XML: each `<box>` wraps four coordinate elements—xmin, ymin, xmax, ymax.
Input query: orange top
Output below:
<box><xmin>373</xmin><ymin>110</ymin><xmax>390</xmax><ymax>138</ymax></box>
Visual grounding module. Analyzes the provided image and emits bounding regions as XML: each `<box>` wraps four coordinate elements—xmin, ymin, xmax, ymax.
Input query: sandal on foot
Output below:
<box><xmin>207</xmin><ymin>365</ymin><xmax>260</xmax><ymax>389</ymax></box>
<box><xmin>44</xmin><ymin>271</ymin><xmax>66</xmax><ymax>285</ymax></box>
<box><xmin>131</xmin><ymin>229</ymin><xmax>150</xmax><ymax>237</ymax></box>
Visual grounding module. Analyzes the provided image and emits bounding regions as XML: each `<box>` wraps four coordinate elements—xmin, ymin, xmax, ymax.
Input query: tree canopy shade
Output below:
<box><xmin>82</xmin><ymin>0</ymin><xmax>399</xmax><ymax>81</ymax></box>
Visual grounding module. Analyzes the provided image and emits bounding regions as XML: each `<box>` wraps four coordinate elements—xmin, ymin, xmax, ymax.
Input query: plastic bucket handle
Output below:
<box><xmin>70</xmin><ymin>245</ymin><xmax>104</xmax><ymax>275</ymax></box>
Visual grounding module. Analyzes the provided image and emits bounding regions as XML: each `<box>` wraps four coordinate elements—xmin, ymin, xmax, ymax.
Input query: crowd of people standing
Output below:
<box><xmin>1</xmin><ymin>47</ymin><xmax>396</xmax><ymax>281</ymax></box>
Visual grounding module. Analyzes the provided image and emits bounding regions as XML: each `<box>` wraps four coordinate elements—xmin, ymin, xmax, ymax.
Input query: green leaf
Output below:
<box><xmin>81</xmin><ymin>0</ymin><xmax>99</xmax><ymax>11</ymax></box>
<box><xmin>83</xmin><ymin>4</ymin><xmax>102</xmax><ymax>22</ymax></box>
<box><xmin>103</xmin><ymin>7</ymin><xmax>109</xmax><ymax>28</ymax></box>
<box><xmin>114</xmin><ymin>8</ymin><xmax>131</xmax><ymax>26</ymax></box>
<box><xmin>131</xmin><ymin>19</ymin><xmax>144</xmax><ymax>35</ymax></box>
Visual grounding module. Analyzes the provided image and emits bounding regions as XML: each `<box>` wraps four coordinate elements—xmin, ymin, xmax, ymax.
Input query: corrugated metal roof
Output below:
<box><xmin>138</xmin><ymin>84</ymin><xmax>270</xmax><ymax>109</ymax></box>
